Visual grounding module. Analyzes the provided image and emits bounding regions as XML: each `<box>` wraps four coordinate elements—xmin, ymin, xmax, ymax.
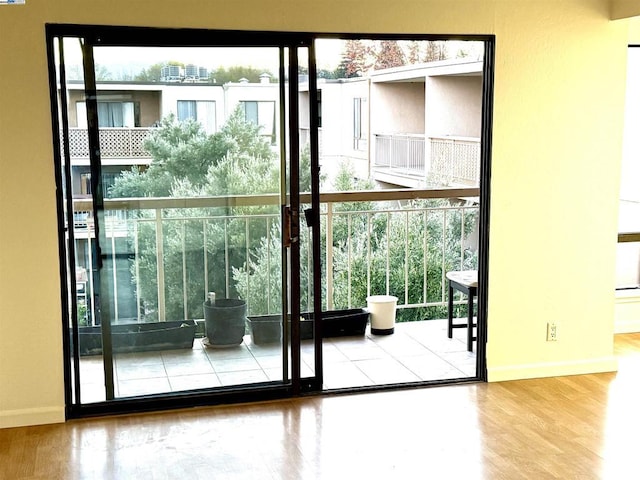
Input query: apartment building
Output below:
<box><xmin>64</xmin><ymin>57</ymin><xmax>482</xmax><ymax>198</ymax></box>
<box><xmin>64</xmin><ymin>76</ymin><xmax>277</xmax><ymax>195</ymax></box>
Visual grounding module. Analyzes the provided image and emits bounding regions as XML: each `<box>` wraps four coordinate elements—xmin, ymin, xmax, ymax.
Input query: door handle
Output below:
<box><xmin>283</xmin><ymin>206</ymin><xmax>299</xmax><ymax>247</ymax></box>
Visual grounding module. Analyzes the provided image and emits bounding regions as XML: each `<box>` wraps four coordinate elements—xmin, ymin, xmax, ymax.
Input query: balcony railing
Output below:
<box><xmin>374</xmin><ymin>133</ymin><xmax>426</xmax><ymax>174</ymax></box>
<box><xmin>373</xmin><ymin>134</ymin><xmax>480</xmax><ymax>187</ymax></box>
<box><xmin>71</xmin><ymin>188</ymin><xmax>479</xmax><ymax>326</ymax></box>
<box><xmin>66</xmin><ymin>127</ymin><xmax>156</xmax><ymax>159</ymax></box>
<box><xmin>67</xmin><ymin>127</ymin><xmax>320</xmax><ymax>161</ymax></box>
<box><xmin>430</xmin><ymin>136</ymin><xmax>480</xmax><ymax>187</ymax></box>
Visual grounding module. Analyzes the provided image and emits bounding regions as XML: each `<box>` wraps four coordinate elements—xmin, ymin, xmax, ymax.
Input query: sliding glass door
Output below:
<box><xmin>49</xmin><ymin>25</ymin><xmax>493</xmax><ymax>417</ymax></box>
<box><xmin>48</xmin><ymin>27</ymin><xmax>322</xmax><ymax>414</ymax></box>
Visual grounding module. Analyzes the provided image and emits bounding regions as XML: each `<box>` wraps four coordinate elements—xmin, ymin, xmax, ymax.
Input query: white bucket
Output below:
<box><xmin>367</xmin><ymin>295</ymin><xmax>398</xmax><ymax>335</ymax></box>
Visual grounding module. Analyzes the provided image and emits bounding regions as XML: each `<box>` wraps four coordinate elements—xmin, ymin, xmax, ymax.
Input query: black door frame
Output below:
<box><xmin>47</xmin><ymin>24</ymin><xmax>494</xmax><ymax>419</ymax></box>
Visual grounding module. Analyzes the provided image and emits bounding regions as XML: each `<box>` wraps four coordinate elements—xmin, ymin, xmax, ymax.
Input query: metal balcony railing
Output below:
<box><xmin>71</xmin><ymin>188</ymin><xmax>479</xmax><ymax>325</ymax></box>
<box><xmin>373</xmin><ymin>133</ymin><xmax>426</xmax><ymax>174</ymax></box>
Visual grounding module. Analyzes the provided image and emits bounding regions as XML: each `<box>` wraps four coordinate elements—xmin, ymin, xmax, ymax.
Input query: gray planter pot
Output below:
<box><xmin>203</xmin><ymin>298</ymin><xmax>247</xmax><ymax>347</ymax></box>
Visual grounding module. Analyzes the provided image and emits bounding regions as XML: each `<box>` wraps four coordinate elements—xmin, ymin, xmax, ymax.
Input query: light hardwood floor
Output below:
<box><xmin>2</xmin><ymin>334</ymin><xmax>639</xmax><ymax>479</ymax></box>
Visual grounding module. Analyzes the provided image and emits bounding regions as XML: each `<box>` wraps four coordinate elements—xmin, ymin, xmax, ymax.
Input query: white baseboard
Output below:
<box><xmin>487</xmin><ymin>356</ymin><xmax>618</xmax><ymax>382</ymax></box>
<box><xmin>0</xmin><ymin>406</ymin><xmax>65</xmax><ymax>429</ymax></box>
<box><xmin>615</xmin><ymin>289</ymin><xmax>640</xmax><ymax>333</ymax></box>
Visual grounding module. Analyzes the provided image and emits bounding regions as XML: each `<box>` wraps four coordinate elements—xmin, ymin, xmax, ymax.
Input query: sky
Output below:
<box><xmin>59</xmin><ymin>38</ymin><xmax>484</xmax><ymax>80</ymax></box>
<box><xmin>61</xmin><ymin>38</ymin><xmax>345</xmax><ymax>77</ymax></box>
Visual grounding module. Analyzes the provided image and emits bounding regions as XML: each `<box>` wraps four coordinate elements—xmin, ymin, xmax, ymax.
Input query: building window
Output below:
<box><xmin>177</xmin><ymin>100</ymin><xmax>197</xmax><ymax>121</ymax></box>
<box><xmin>80</xmin><ymin>173</ymin><xmax>92</xmax><ymax>195</ymax></box>
<box><xmin>240</xmin><ymin>100</ymin><xmax>276</xmax><ymax>144</ymax></box>
<box><xmin>353</xmin><ymin>97</ymin><xmax>368</xmax><ymax>150</ymax></box>
<box><xmin>76</xmin><ymin>101</ymin><xmax>139</xmax><ymax>128</ymax></box>
<box><xmin>98</xmin><ymin>102</ymin><xmax>134</xmax><ymax>128</ymax></box>
<box><xmin>177</xmin><ymin>100</ymin><xmax>216</xmax><ymax>134</ymax></box>
<box><xmin>78</xmin><ymin>172</ymin><xmax>119</xmax><ymax>196</ymax></box>
<box><xmin>102</xmin><ymin>173</ymin><xmax>119</xmax><ymax>194</ymax></box>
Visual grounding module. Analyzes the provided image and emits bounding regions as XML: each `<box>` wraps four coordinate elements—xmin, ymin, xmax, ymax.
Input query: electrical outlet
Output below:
<box><xmin>547</xmin><ymin>322</ymin><xmax>558</xmax><ymax>341</ymax></box>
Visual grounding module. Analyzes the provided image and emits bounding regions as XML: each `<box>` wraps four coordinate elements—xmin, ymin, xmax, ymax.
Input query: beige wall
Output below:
<box><xmin>136</xmin><ymin>91</ymin><xmax>162</xmax><ymax>127</ymax></box>
<box><xmin>425</xmin><ymin>76</ymin><xmax>482</xmax><ymax>138</ymax></box>
<box><xmin>313</xmin><ymin>82</ymin><xmax>352</xmax><ymax>180</ymax></box>
<box><xmin>629</xmin><ymin>17</ymin><xmax>640</xmax><ymax>41</ymax></box>
<box><xmin>318</xmin><ymin>79</ymin><xmax>370</xmax><ymax>179</ymax></box>
<box><xmin>0</xmin><ymin>0</ymin><xmax>630</xmax><ymax>428</ymax></box>
<box><xmin>370</xmin><ymin>82</ymin><xmax>425</xmax><ymax>134</ymax></box>
<box><xmin>612</xmin><ymin>0</ymin><xmax>640</xmax><ymax>19</ymax></box>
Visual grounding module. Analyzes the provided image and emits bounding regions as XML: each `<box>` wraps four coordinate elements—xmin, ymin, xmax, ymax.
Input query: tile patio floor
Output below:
<box><xmin>78</xmin><ymin>319</ymin><xmax>477</xmax><ymax>403</ymax></box>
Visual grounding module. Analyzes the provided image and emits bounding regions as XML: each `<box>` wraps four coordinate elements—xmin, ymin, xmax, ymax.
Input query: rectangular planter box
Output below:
<box><xmin>245</xmin><ymin>309</ymin><xmax>370</xmax><ymax>344</ymax></box>
<box><xmin>247</xmin><ymin>315</ymin><xmax>282</xmax><ymax>345</ymax></box>
<box><xmin>300</xmin><ymin>308</ymin><xmax>369</xmax><ymax>339</ymax></box>
<box><xmin>74</xmin><ymin>320</ymin><xmax>197</xmax><ymax>356</ymax></box>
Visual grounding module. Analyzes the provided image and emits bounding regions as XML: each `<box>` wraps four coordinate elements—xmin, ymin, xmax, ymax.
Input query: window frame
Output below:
<box><xmin>353</xmin><ymin>97</ymin><xmax>367</xmax><ymax>151</ymax></box>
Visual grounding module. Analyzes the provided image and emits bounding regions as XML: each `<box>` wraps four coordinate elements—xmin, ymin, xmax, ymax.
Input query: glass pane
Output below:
<box><xmin>63</xmin><ymin>44</ymin><xmax>288</xmax><ymax>401</ymax></box>
<box><xmin>177</xmin><ymin>100</ymin><xmax>196</xmax><ymax>122</ymax></box>
<box><xmin>314</xmin><ymin>38</ymin><xmax>484</xmax><ymax>389</ymax></box>
<box><xmin>52</xmin><ymin>37</ymin><xmax>107</xmax><ymax>404</ymax></box>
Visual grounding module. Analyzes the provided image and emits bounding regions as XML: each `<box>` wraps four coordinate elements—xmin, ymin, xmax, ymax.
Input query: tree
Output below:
<box><xmin>328</xmin><ymin>196</ymin><xmax>477</xmax><ymax>322</ymax></box>
<box><xmin>231</xmin><ymin>145</ymin><xmax>315</xmax><ymax>315</ymax></box>
<box><xmin>108</xmin><ymin>107</ymin><xmax>272</xmax><ymax>198</ymax></box>
<box><xmin>235</xmin><ymin>160</ymin><xmax>478</xmax><ymax>322</ymax></box>
<box><xmin>317</xmin><ymin>69</ymin><xmax>339</xmax><ymax>80</ymax></box>
<box><xmin>210</xmin><ymin>66</ymin><xmax>274</xmax><ymax>84</ymax></box>
<box><xmin>407</xmin><ymin>41</ymin><xmax>422</xmax><ymax>65</ymax></box>
<box><xmin>374</xmin><ymin>40</ymin><xmax>406</xmax><ymax>70</ymax></box>
<box><xmin>424</xmin><ymin>41</ymin><xmax>448</xmax><ymax>62</ymax></box>
<box><xmin>134</xmin><ymin>63</ymin><xmax>164</xmax><ymax>82</ymax></box>
<box><xmin>95</xmin><ymin>65</ymin><xmax>113</xmax><ymax>81</ymax></box>
<box><xmin>335</xmin><ymin>39</ymin><xmax>433</xmax><ymax>77</ymax></box>
<box><xmin>134</xmin><ymin>61</ymin><xmax>185</xmax><ymax>82</ymax></box>
<box><xmin>335</xmin><ymin>39</ymin><xmax>457</xmax><ymax>74</ymax></box>
<box><xmin>109</xmin><ymin>116</ymin><xmax>209</xmax><ymax>198</ymax></box>
<box><xmin>65</xmin><ymin>64</ymin><xmax>113</xmax><ymax>81</ymax></box>
<box><xmin>336</xmin><ymin>39</ymin><xmax>373</xmax><ymax>78</ymax></box>
<box><xmin>108</xmin><ymin>105</ymin><xmax>283</xmax><ymax>322</ymax></box>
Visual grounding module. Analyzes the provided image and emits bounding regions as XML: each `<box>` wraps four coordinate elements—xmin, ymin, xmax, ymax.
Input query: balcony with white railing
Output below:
<box><xmin>70</xmin><ymin>188</ymin><xmax>480</xmax><ymax>400</ymax></box>
<box><xmin>66</xmin><ymin>127</ymin><xmax>156</xmax><ymax>164</ymax></box>
<box><xmin>372</xmin><ymin>134</ymin><xmax>480</xmax><ymax>188</ymax></box>
<box><xmin>67</xmin><ymin>127</ymin><xmax>319</xmax><ymax>166</ymax></box>
<box><xmin>429</xmin><ymin>136</ymin><xmax>481</xmax><ymax>187</ymax></box>
<box><xmin>70</xmin><ymin>188</ymin><xmax>479</xmax><ymax>327</ymax></box>
<box><xmin>373</xmin><ymin>134</ymin><xmax>426</xmax><ymax>186</ymax></box>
